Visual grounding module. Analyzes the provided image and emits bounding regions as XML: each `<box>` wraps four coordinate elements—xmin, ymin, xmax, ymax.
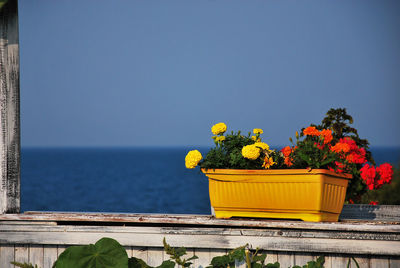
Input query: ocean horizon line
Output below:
<box><xmin>21</xmin><ymin>145</ymin><xmax>400</xmax><ymax>150</ymax></box>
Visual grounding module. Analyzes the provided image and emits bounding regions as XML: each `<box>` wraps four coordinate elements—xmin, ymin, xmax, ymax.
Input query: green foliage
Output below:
<box><xmin>53</xmin><ymin>237</ymin><xmax>128</xmax><ymax>268</ymax></box>
<box><xmin>200</xmin><ymin>131</ymin><xmax>266</xmax><ymax>170</ymax></box>
<box><xmin>163</xmin><ymin>238</ymin><xmax>198</xmax><ymax>267</ymax></box>
<box><xmin>291</xmin><ymin>136</ymin><xmax>337</xmax><ymax>169</ymax></box>
<box><xmin>207</xmin><ymin>245</ymin><xmax>246</xmax><ymax>268</ymax></box>
<box><xmin>128</xmin><ymin>257</ymin><xmax>175</xmax><ymax>268</ymax></box>
<box><xmin>200</xmin><ymin>130</ymin><xmax>286</xmax><ymax>170</ymax></box>
<box><xmin>10</xmin><ymin>262</ymin><xmax>40</xmax><ymax>268</ymax></box>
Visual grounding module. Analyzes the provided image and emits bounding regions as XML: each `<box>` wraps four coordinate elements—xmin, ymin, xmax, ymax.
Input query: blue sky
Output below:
<box><xmin>19</xmin><ymin>0</ymin><xmax>400</xmax><ymax>148</ymax></box>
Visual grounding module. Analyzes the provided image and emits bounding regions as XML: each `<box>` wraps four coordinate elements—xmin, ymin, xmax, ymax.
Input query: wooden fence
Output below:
<box><xmin>1</xmin><ymin>211</ymin><xmax>399</xmax><ymax>268</ymax></box>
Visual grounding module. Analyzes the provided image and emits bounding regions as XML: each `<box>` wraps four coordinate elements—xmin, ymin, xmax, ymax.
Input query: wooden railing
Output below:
<box><xmin>1</xmin><ymin>211</ymin><xmax>400</xmax><ymax>268</ymax></box>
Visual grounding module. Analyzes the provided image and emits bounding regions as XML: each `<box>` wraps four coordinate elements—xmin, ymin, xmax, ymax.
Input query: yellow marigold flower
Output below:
<box><xmin>215</xmin><ymin>136</ymin><xmax>225</xmax><ymax>142</ymax></box>
<box><xmin>185</xmin><ymin>150</ymin><xmax>203</xmax><ymax>169</ymax></box>
<box><xmin>262</xmin><ymin>156</ymin><xmax>276</xmax><ymax>169</ymax></box>
<box><xmin>251</xmin><ymin>136</ymin><xmax>261</xmax><ymax>142</ymax></box>
<box><xmin>242</xmin><ymin>144</ymin><xmax>261</xmax><ymax>160</ymax></box>
<box><xmin>253</xmin><ymin>128</ymin><xmax>263</xmax><ymax>135</ymax></box>
<box><xmin>211</xmin><ymin>122</ymin><xmax>227</xmax><ymax>135</ymax></box>
<box><xmin>254</xmin><ymin>142</ymin><xmax>269</xmax><ymax>151</ymax></box>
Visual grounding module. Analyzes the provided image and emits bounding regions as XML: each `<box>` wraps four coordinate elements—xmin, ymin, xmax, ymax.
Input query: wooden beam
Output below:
<box><xmin>1</xmin><ymin>212</ymin><xmax>399</xmax><ymax>233</ymax></box>
<box><xmin>0</xmin><ymin>0</ymin><xmax>20</xmax><ymax>214</ymax></box>
<box><xmin>0</xmin><ymin>222</ymin><xmax>399</xmax><ymax>256</ymax></box>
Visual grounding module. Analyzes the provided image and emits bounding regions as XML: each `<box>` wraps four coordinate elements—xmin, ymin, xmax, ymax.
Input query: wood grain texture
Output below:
<box><xmin>340</xmin><ymin>204</ymin><xmax>400</xmax><ymax>222</ymax></box>
<box><xmin>14</xmin><ymin>244</ymin><xmax>28</xmax><ymax>264</ymax></box>
<box><xmin>29</xmin><ymin>245</ymin><xmax>44</xmax><ymax>268</ymax></box>
<box><xmin>390</xmin><ymin>258</ymin><xmax>400</xmax><ymax>268</ymax></box>
<box><xmin>294</xmin><ymin>252</ymin><xmax>316</xmax><ymax>267</ymax></box>
<box><xmin>132</xmin><ymin>246</ymin><xmax>148</xmax><ymax>261</ymax></box>
<box><xmin>43</xmin><ymin>245</ymin><xmax>57</xmax><ymax>268</ymax></box>
<box><xmin>0</xmin><ymin>244</ymin><xmax>14</xmax><ymax>267</ymax></box>
<box><xmin>1</xmin><ymin>222</ymin><xmax>400</xmax><ymax>256</ymax></box>
<box><xmin>265</xmin><ymin>251</ymin><xmax>278</xmax><ymax>265</ymax></box>
<box><xmin>147</xmin><ymin>247</ymin><xmax>164</xmax><ymax>267</ymax></box>
<box><xmin>351</xmin><ymin>256</ymin><xmax>370</xmax><ymax>268</ymax></box>
<box><xmin>327</xmin><ymin>255</ymin><xmax>350</xmax><ymax>268</ymax></box>
<box><xmin>369</xmin><ymin>257</ymin><xmax>388</xmax><ymax>268</ymax></box>
<box><xmin>2</xmin><ymin>212</ymin><xmax>400</xmax><ymax>232</ymax></box>
<box><xmin>0</xmin><ymin>0</ymin><xmax>20</xmax><ymax>214</ymax></box>
<box><xmin>277</xmin><ymin>253</ymin><xmax>295</xmax><ymax>268</ymax></box>
<box><xmin>193</xmin><ymin>248</ymin><xmax>210</xmax><ymax>268</ymax></box>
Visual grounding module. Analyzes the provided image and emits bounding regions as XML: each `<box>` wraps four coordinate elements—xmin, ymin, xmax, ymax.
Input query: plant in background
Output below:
<box><xmin>185</xmin><ymin>108</ymin><xmax>394</xmax><ymax>203</ymax></box>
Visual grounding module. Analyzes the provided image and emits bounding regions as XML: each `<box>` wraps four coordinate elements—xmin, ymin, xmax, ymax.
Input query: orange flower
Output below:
<box><xmin>330</xmin><ymin>142</ymin><xmax>350</xmax><ymax>154</ymax></box>
<box><xmin>284</xmin><ymin>157</ymin><xmax>293</xmax><ymax>167</ymax></box>
<box><xmin>281</xmin><ymin>146</ymin><xmax>292</xmax><ymax>157</ymax></box>
<box><xmin>303</xmin><ymin>126</ymin><xmax>320</xmax><ymax>136</ymax></box>
<box><xmin>320</xmin><ymin>129</ymin><xmax>333</xmax><ymax>144</ymax></box>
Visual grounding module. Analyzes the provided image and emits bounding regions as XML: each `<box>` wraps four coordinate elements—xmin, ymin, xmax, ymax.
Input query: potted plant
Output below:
<box><xmin>185</xmin><ymin>108</ymin><xmax>393</xmax><ymax>222</ymax></box>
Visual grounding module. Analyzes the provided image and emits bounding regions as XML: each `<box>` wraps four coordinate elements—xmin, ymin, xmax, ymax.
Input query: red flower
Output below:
<box><xmin>328</xmin><ymin>161</ymin><xmax>345</xmax><ymax>174</ymax></box>
<box><xmin>376</xmin><ymin>163</ymin><xmax>393</xmax><ymax>185</ymax></box>
<box><xmin>340</xmin><ymin>137</ymin><xmax>358</xmax><ymax>151</ymax></box>
<box><xmin>346</xmin><ymin>148</ymin><xmax>367</xmax><ymax>164</ymax></box>
<box><xmin>360</xmin><ymin>164</ymin><xmax>376</xmax><ymax>190</ymax></box>
<box><xmin>369</xmin><ymin>201</ymin><xmax>379</xmax><ymax>205</ymax></box>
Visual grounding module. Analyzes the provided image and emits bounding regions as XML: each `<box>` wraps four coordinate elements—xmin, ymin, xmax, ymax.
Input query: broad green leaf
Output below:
<box><xmin>54</xmin><ymin>237</ymin><xmax>128</xmax><ymax>268</ymax></box>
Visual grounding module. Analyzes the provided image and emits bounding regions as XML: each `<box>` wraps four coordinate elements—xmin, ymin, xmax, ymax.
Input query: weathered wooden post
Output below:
<box><xmin>0</xmin><ymin>0</ymin><xmax>20</xmax><ymax>214</ymax></box>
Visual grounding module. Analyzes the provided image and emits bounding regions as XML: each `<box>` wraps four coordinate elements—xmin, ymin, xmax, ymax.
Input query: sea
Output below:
<box><xmin>21</xmin><ymin>146</ymin><xmax>400</xmax><ymax>214</ymax></box>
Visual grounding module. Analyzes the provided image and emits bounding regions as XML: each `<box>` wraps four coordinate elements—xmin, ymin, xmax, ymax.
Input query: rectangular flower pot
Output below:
<box><xmin>202</xmin><ymin>169</ymin><xmax>352</xmax><ymax>222</ymax></box>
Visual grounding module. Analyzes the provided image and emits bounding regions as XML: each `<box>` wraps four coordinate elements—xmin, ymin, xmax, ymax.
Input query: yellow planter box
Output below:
<box><xmin>202</xmin><ymin>169</ymin><xmax>352</xmax><ymax>222</ymax></box>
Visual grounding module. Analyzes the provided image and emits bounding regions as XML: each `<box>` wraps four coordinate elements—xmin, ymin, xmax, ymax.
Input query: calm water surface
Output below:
<box><xmin>21</xmin><ymin>146</ymin><xmax>400</xmax><ymax>214</ymax></box>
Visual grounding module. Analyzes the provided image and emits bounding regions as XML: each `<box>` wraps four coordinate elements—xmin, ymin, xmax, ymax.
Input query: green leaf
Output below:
<box><xmin>54</xmin><ymin>237</ymin><xmax>128</xmax><ymax>268</ymax></box>
<box><xmin>252</xmin><ymin>253</ymin><xmax>267</xmax><ymax>263</ymax></box>
<box><xmin>10</xmin><ymin>262</ymin><xmax>39</xmax><ymax>268</ymax></box>
<box><xmin>210</xmin><ymin>255</ymin><xmax>230</xmax><ymax>268</ymax></box>
<box><xmin>253</xmin><ymin>262</ymin><xmax>262</xmax><ymax>268</ymax></box>
<box><xmin>157</xmin><ymin>260</ymin><xmax>175</xmax><ymax>268</ymax></box>
<box><xmin>186</xmin><ymin>255</ymin><xmax>199</xmax><ymax>262</ymax></box>
<box><xmin>129</xmin><ymin>257</ymin><xmax>150</xmax><ymax>268</ymax></box>
<box><xmin>265</xmin><ymin>262</ymin><xmax>280</xmax><ymax>268</ymax></box>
